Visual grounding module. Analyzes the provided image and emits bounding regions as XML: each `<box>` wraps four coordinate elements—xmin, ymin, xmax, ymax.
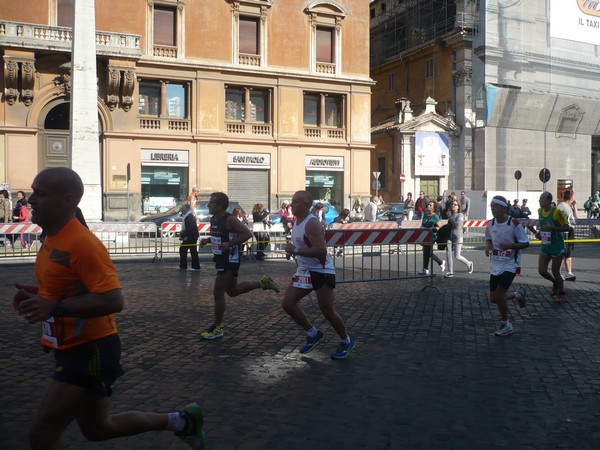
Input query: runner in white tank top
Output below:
<box><xmin>282</xmin><ymin>190</ymin><xmax>355</xmax><ymax>360</ymax></box>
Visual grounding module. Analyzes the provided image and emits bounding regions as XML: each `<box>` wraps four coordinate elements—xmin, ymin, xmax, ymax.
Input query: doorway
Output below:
<box><xmin>39</xmin><ymin>102</ymin><xmax>71</xmax><ymax>168</ymax></box>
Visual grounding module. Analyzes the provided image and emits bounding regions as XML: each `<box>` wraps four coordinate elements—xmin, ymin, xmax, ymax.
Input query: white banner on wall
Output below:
<box><xmin>414</xmin><ymin>132</ymin><xmax>449</xmax><ymax>176</ymax></box>
<box><xmin>550</xmin><ymin>0</ymin><xmax>600</xmax><ymax>45</ymax></box>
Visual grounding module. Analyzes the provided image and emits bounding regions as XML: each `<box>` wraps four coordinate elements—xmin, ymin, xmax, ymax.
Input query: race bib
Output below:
<box><xmin>211</xmin><ymin>236</ymin><xmax>222</xmax><ymax>254</ymax></box>
<box><xmin>492</xmin><ymin>249</ymin><xmax>513</xmax><ymax>258</ymax></box>
<box><xmin>292</xmin><ymin>268</ymin><xmax>313</xmax><ymax>289</ymax></box>
<box><xmin>540</xmin><ymin>231</ymin><xmax>551</xmax><ymax>245</ymax></box>
<box><xmin>42</xmin><ymin>317</ymin><xmax>58</xmax><ymax>347</ymax></box>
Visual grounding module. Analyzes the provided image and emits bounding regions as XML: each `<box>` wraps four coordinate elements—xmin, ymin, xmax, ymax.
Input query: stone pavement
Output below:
<box><xmin>1</xmin><ymin>243</ymin><xmax>600</xmax><ymax>450</ymax></box>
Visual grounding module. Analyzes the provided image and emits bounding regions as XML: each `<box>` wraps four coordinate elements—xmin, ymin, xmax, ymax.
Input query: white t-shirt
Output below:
<box><xmin>557</xmin><ymin>202</ymin><xmax>575</xmax><ymax>226</ymax></box>
<box><xmin>485</xmin><ymin>217</ymin><xmax>529</xmax><ymax>276</ymax></box>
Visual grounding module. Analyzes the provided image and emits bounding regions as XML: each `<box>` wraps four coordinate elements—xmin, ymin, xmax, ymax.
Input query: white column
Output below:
<box><xmin>70</xmin><ymin>0</ymin><xmax>102</xmax><ymax>220</ymax></box>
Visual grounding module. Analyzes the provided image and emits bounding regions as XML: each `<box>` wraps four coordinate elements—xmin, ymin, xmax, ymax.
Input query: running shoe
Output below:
<box><xmin>516</xmin><ymin>287</ymin><xmax>527</xmax><ymax>308</ymax></box>
<box><xmin>554</xmin><ymin>292</ymin><xmax>567</xmax><ymax>303</ymax></box>
<box><xmin>440</xmin><ymin>260</ymin><xmax>446</xmax><ymax>272</ymax></box>
<box><xmin>260</xmin><ymin>274</ymin><xmax>280</xmax><ymax>293</ymax></box>
<box><xmin>189</xmin><ymin>268</ymin><xmax>201</xmax><ymax>272</ymax></box>
<box><xmin>201</xmin><ymin>325</ymin><xmax>224</xmax><ymax>340</ymax></box>
<box><xmin>564</xmin><ymin>273</ymin><xmax>576</xmax><ymax>282</ymax></box>
<box><xmin>299</xmin><ymin>330</ymin><xmax>324</xmax><ymax>354</ymax></box>
<box><xmin>468</xmin><ymin>262</ymin><xmax>474</xmax><ymax>274</ymax></box>
<box><xmin>175</xmin><ymin>402</ymin><xmax>206</xmax><ymax>450</ymax></box>
<box><xmin>494</xmin><ymin>321</ymin><xmax>514</xmax><ymax>336</ymax></box>
<box><xmin>331</xmin><ymin>336</ymin><xmax>356</xmax><ymax>360</ymax></box>
<box><xmin>444</xmin><ymin>272</ymin><xmax>454</xmax><ymax>278</ymax></box>
<box><xmin>418</xmin><ymin>268</ymin><xmax>430</xmax><ymax>275</ymax></box>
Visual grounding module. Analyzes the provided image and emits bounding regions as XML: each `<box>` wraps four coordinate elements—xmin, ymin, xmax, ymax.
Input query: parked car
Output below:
<box><xmin>377</xmin><ymin>203</ymin><xmax>405</xmax><ymax>222</ymax></box>
<box><xmin>141</xmin><ymin>201</ymin><xmax>246</xmax><ymax>236</ymax></box>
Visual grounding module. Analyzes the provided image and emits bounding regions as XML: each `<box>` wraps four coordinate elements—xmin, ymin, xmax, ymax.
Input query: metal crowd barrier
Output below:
<box><xmin>324</xmin><ymin>222</ymin><xmax>435</xmax><ymax>285</ymax></box>
<box><xmin>0</xmin><ymin>222</ymin><xmax>159</xmax><ymax>260</ymax></box>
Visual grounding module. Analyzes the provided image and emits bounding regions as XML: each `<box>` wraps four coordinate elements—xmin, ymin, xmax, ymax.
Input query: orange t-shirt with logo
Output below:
<box><xmin>35</xmin><ymin>217</ymin><xmax>121</xmax><ymax>350</ymax></box>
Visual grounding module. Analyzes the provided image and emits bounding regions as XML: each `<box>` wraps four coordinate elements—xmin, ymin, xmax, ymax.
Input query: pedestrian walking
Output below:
<box><xmin>13</xmin><ymin>167</ymin><xmax>205</xmax><ymax>450</ymax></box>
<box><xmin>460</xmin><ymin>191</ymin><xmax>471</xmax><ymax>234</ymax></box>
<box><xmin>557</xmin><ymin>190</ymin><xmax>576</xmax><ymax>281</ymax></box>
<box><xmin>403</xmin><ymin>192</ymin><xmax>415</xmax><ymax>220</ymax></box>
<box><xmin>415</xmin><ymin>191</ymin><xmax>428</xmax><ymax>220</ymax></box>
<box><xmin>443</xmin><ymin>200</ymin><xmax>474</xmax><ymax>278</ymax></box>
<box><xmin>485</xmin><ymin>195</ymin><xmax>530</xmax><ymax>336</ymax></box>
<box><xmin>535</xmin><ymin>191</ymin><xmax>570</xmax><ymax>302</ymax></box>
<box><xmin>419</xmin><ymin>200</ymin><xmax>446</xmax><ymax>275</ymax></box>
<box><xmin>282</xmin><ymin>190</ymin><xmax>355</xmax><ymax>359</ymax></box>
<box><xmin>199</xmin><ymin>192</ymin><xmax>279</xmax><ymax>340</ymax></box>
<box><xmin>179</xmin><ymin>203</ymin><xmax>200</xmax><ymax>271</ymax></box>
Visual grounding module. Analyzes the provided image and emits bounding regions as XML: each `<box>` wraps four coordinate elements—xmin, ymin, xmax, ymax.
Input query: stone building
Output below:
<box><xmin>370</xmin><ymin>0</ymin><xmax>600</xmax><ymax>202</ymax></box>
<box><xmin>0</xmin><ymin>0</ymin><xmax>373</xmax><ymax>220</ymax></box>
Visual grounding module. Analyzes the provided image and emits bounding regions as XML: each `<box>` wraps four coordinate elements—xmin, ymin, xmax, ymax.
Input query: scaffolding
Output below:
<box><xmin>370</xmin><ymin>0</ymin><xmax>464</xmax><ymax>67</ymax></box>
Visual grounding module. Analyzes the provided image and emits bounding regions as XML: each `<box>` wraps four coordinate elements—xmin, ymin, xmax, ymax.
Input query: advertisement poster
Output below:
<box><xmin>551</xmin><ymin>0</ymin><xmax>600</xmax><ymax>45</ymax></box>
<box><xmin>414</xmin><ymin>132</ymin><xmax>449</xmax><ymax>176</ymax></box>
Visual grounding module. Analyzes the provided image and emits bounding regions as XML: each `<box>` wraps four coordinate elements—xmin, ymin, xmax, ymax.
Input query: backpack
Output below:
<box><xmin>584</xmin><ymin>199</ymin><xmax>591</xmax><ymax>211</ymax></box>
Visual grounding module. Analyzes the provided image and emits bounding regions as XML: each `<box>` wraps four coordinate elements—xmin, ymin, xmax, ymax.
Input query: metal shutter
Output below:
<box><xmin>227</xmin><ymin>169</ymin><xmax>270</xmax><ymax>217</ymax></box>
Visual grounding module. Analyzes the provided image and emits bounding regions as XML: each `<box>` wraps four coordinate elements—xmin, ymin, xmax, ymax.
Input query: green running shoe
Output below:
<box><xmin>201</xmin><ymin>325</ymin><xmax>224</xmax><ymax>340</ymax></box>
<box><xmin>260</xmin><ymin>274</ymin><xmax>280</xmax><ymax>293</ymax></box>
<box><xmin>175</xmin><ymin>402</ymin><xmax>206</xmax><ymax>450</ymax></box>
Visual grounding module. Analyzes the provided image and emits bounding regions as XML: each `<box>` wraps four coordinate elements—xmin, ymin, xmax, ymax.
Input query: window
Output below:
<box><xmin>154</xmin><ymin>6</ymin><xmax>176</xmax><ymax>47</ymax></box>
<box><xmin>426</xmin><ymin>58</ymin><xmax>435</xmax><ymax>79</ymax></box>
<box><xmin>239</xmin><ymin>17</ymin><xmax>259</xmax><ymax>55</ymax></box>
<box><xmin>57</xmin><ymin>0</ymin><xmax>74</xmax><ymax>28</ymax></box>
<box><xmin>230</xmin><ymin>1</ymin><xmax>272</xmax><ymax>67</ymax></box>
<box><xmin>370</xmin><ymin>8</ymin><xmax>375</xmax><ymax>19</ymax></box>
<box><xmin>306</xmin><ymin>2</ymin><xmax>348</xmax><ymax>75</ymax></box>
<box><xmin>316</xmin><ymin>27</ymin><xmax>333</xmax><ymax>63</ymax></box>
<box><xmin>388</xmin><ymin>72</ymin><xmax>395</xmax><ymax>91</ymax></box>
<box><xmin>147</xmin><ymin>1</ymin><xmax>185</xmax><ymax>58</ymax></box>
<box><xmin>225</xmin><ymin>86</ymin><xmax>270</xmax><ymax>123</ymax></box>
<box><xmin>303</xmin><ymin>93</ymin><xmax>345</xmax><ymax>129</ymax></box>
<box><xmin>138</xmin><ymin>80</ymin><xmax>190</xmax><ymax>131</ymax></box>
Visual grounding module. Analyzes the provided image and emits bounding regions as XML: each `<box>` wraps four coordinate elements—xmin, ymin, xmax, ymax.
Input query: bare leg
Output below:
<box><xmin>490</xmin><ymin>286</ymin><xmax>509</xmax><ymax>321</ymax></box>
<box><xmin>314</xmin><ymin>285</ymin><xmax>348</xmax><ymax>340</ymax></box>
<box><xmin>281</xmin><ymin>283</ymin><xmax>313</xmax><ymax>331</ymax></box>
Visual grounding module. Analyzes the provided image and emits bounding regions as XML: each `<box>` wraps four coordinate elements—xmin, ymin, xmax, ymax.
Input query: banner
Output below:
<box><xmin>414</xmin><ymin>132</ymin><xmax>449</xmax><ymax>176</ymax></box>
<box><xmin>550</xmin><ymin>0</ymin><xmax>600</xmax><ymax>45</ymax></box>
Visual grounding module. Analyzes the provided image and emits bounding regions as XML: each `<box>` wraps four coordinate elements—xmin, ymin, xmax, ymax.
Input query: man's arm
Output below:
<box><xmin>295</xmin><ymin>219</ymin><xmax>327</xmax><ymax>258</ymax></box>
<box><xmin>223</xmin><ymin>215</ymin><xmax>252</xmax><ymax>248</ymax></box>
<box><xmin>15</xmin><ymin>288</ymin><xmax>123</xmax><ymax>323</ymax></box>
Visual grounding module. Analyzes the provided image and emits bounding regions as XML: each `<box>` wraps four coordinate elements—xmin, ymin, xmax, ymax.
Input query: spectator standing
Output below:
<box><xmin>252</xmin><ymin>203</ymin><xmax>271</xmax><ymax>260</ymax></box>
<box><xmin>444</xmin><ymin>200</ymin><xmax>474</xmax><ymax>277</ymax></box>
<box><xmin>333</xmin><ymin>208</ymin><xmax>351</xmax><ymax>257</ymax></box>
<box><xmin>460</xmin><ymin>191</ymin><xmax>471</xmax><ymax>234</ymax></box>
<box><xmin>403</xmin><ymin>192</ymin><xmax>415</xmax><ymax>220</ymax></box>
<box><xmin>557</xmin><ymin>190</ymin><xmax>576</xmax><ymax>281</ymax></box>
<box><xmin>415</xmin><ymin>191</ymin><xmax>428</xmax><ymax>219</ymax></box>
<box><xmin>535</xmin><ymin>191</ymin><xmax>570</xmax><ymax>302</ymax></box>
<box><xmin>199</xmin><ymin>193</ymin><xmax>279</xmax><ymax>340</ymax></box>
<box><xmin>283</xmin><ymin>190</ymin><xmax>355</xmax><ymax>359</ymax></box>
<box><xmin>186</xmin><ymin>187</ymin><xmax>199</xmax><ymax>212</ymax></box>
<box><xmin>363</xmin><ymin>196</ymin><xmax>378</xmax><ymax>222</ymax></box>
<box><xmin>436</xmin><ymin>195</ymin><xmax>445</xmax><ymax>217</ymax></box>
<box><xmin>310</xmin><ymin>202</ymin><xmax>328</xmax><ymax>229</ymax></box>
<box><xmin>179</xmin><ymin>203</ymin><xmax>200</xmax><ymax>271</ymax></box>
<box><xmin>520</xmin><ymin>198</ymin><xmax>532</xmax><ymax>218</ymax></box>
<box><xmin>594</xmin><ymin>190</ymin><xmax>600</xmax><ymax>204</ymax></box>
<box><xmin>13</xmin><ymin>167</ymin><xmax>206</xmax><ymax>450</ymax></box>
<box><xmin>0</xmin><ymin>189</ymin><xmax>11</xmax><ymax>247</ymax></box>
<box><xmin>10</xmin><ymin>190</ymin><xmax>26</xmax><ymax>248</ymax></box>
<box><xmin>419</xmin><ymin>200</ymin><xmax>446</xmax><ymax>275</ymax></box>
<box><xmin>484</xmin><ymin>195</ymin><xmax>529</xmax><ymax>336</ymax></box>
<box><xmin>18</xmin><ymin>197</ymin><xmax>31</xmax><ymax>249</ymax></box>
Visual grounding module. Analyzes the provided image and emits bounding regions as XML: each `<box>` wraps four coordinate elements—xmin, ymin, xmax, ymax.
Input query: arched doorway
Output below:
<box><xmin>39</xmin><ymin>102</ymin><xmax>71</xmax><ymax>168</ymax></box>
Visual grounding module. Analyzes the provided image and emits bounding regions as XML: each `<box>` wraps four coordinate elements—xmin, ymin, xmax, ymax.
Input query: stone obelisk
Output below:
<box><xmin>70</xmin><ymin>0</ymin><xmax>102</xmax><ymax>220</ymax></box>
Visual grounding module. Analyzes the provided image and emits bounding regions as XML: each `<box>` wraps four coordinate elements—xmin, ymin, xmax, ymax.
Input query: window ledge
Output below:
<box><xmin>304</xmin><ymin>127</ymin><xmax>346</xmax><ymax>140</ymax></box>
<box><xmin>139</xmin><ymin>117</ymin><xmax>190</xmax><ymax>132</ymax></box>
<box><xmin>239</xmin><ymin>53</ymin><xmax>261</xmax><ymax>66</ymax></box>
<box><xmin>226</xmin><ymin>122</ymin><xmax>272</xmax><ymax>136</ymax></box>
<box><xmin>316</xmin><ymin>62</ymin><xmax>336</xmax><ymax>74</ymax></box>
<box><xmin>153</xmin><ymin>45</ymin><xmax>178</xmax><ymax>58</ymax></box>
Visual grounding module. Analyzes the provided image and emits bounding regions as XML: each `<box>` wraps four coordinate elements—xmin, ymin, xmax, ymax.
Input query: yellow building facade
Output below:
<box><xmin>0</xmin><ymin>0</ymin><xmax>373</xmax><ymax>220</ymax></box>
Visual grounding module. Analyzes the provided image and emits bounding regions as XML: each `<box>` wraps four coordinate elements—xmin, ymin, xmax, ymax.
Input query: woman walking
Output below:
<box><xmin>403</xmin><ymin>192</ymin><xmax>415</xmax><ymax>221</ymax></box>
<box><xmin>444</xmin><ymin>200</ymin><xmax>474</xmax><ymax>277</ymax></box>
<box><xmin>419</xmin><ymin>200</ymin><xmax>446</xmax><ymax>275</ymax></box>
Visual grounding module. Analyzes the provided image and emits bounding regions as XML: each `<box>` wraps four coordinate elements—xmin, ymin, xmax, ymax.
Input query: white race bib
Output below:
<box><xmin>211</xmin><ymin>236</ymin><xmax>222</xmax><ymax>254</ymax></box>
<box><xmin>540</xmin><ymin>231</ymin><xmax>551</xmax><ymax>245</ymax></box>
<box><xmin>292</xmin><ymin>268</ymin><xmax>313</xmax><ymax>289</ymax></box>
<box><xmin>42</xmin><ymin>317</ymin><xmax>58</xmax><ymax>347</ymax></box>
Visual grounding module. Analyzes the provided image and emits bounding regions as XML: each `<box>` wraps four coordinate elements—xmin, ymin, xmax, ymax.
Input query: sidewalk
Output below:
<box><xmin>1</xmin><ymin>244</ymin><xmax>600</xmax><ymax>449</ymax></box>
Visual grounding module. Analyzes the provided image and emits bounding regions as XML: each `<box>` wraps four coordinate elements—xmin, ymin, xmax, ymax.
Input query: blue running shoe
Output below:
<box><xmin>299</xmin><ymin>330</ymin><xmax>324</xmax><ymax>354</ymax></box>
<box><xmin>331</xmin><ymin>336</ymin><xmax>356</xmax><ymax>360</ymax></box>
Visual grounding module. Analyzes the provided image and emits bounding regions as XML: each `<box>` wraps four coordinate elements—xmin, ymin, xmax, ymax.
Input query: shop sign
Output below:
<box><xmin>141</xmin><ymin>149</ymin><xmax>189</xmax><ymax>167</ymax></box>
<box><xmin>227</xmin><ymin>152</ymin><xmax>271</xmax><ymax>169</ymax></box>
<box><xmin>305</xmin><ymin>156</ymin><xmax>344</xmax><ymax>171</ymax></box>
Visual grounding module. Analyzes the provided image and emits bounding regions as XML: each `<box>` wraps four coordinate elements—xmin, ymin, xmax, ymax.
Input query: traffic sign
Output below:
<box><xmin>399</xmin><ymin>173</ymin><xmax>406</xmax><ymax>183</ymax></box>
<box><xmin>539</xmin><ymin>168</ymin><xmax>551</xmax><ymax>183</ymax></box>
<box><xmin>514</xmin><ymin>170</ymin><xmax>522</xmax><ymax>181</ymax></box>
<box><xmin>373</xmin><ymin>171</ymin><xmax>381</xmax><ymax>180</ymax></box>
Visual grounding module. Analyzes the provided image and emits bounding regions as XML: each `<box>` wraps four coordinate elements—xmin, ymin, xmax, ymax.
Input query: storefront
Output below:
<box><xmin>227</xmin><ymin>152</ymin><xmax>271</xmax><ymax>214</ymax></box>
<box><xmin>141</xmin><ymin>149</ymin><xmax>189</xmax><ymax>214</ymax></box>
<box><xmin>305</xmin><ymin>155</ymin><xmax>344</xmax><ymax>209</ymax></box>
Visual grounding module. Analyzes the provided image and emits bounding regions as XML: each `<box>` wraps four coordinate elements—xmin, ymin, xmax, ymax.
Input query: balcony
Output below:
<box><xmin>304</xmin><ymin>127</ymin><xmax>346</xmax><ymax>140</ymax></box>
<box><xmin>239</xmin><ymin>53</ymin><xmax>261</xmax><ymax>67</ymax></box>
<box><xmin>226</xmin><ymin>122</ymin><xmax>272</xmax><ymax>136</ymax></box>
<box><xmin>316</xmin><ymin>62</ymin><xmax>336</xmax><ymax>74</ymax></box>
<box><xmin>153</xmin><ymin>45</ymin><xmax>177</xmax><ymax>59</ymax></box>
<box><xmin>139</xmin><ymin>117</ymin><xmax>190</xmax><ymax>132</ymax></box>
<box><xmin>0</xmin><ymin>21</ymin><xmax>141</xmax><ymax>59</ymax></box>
